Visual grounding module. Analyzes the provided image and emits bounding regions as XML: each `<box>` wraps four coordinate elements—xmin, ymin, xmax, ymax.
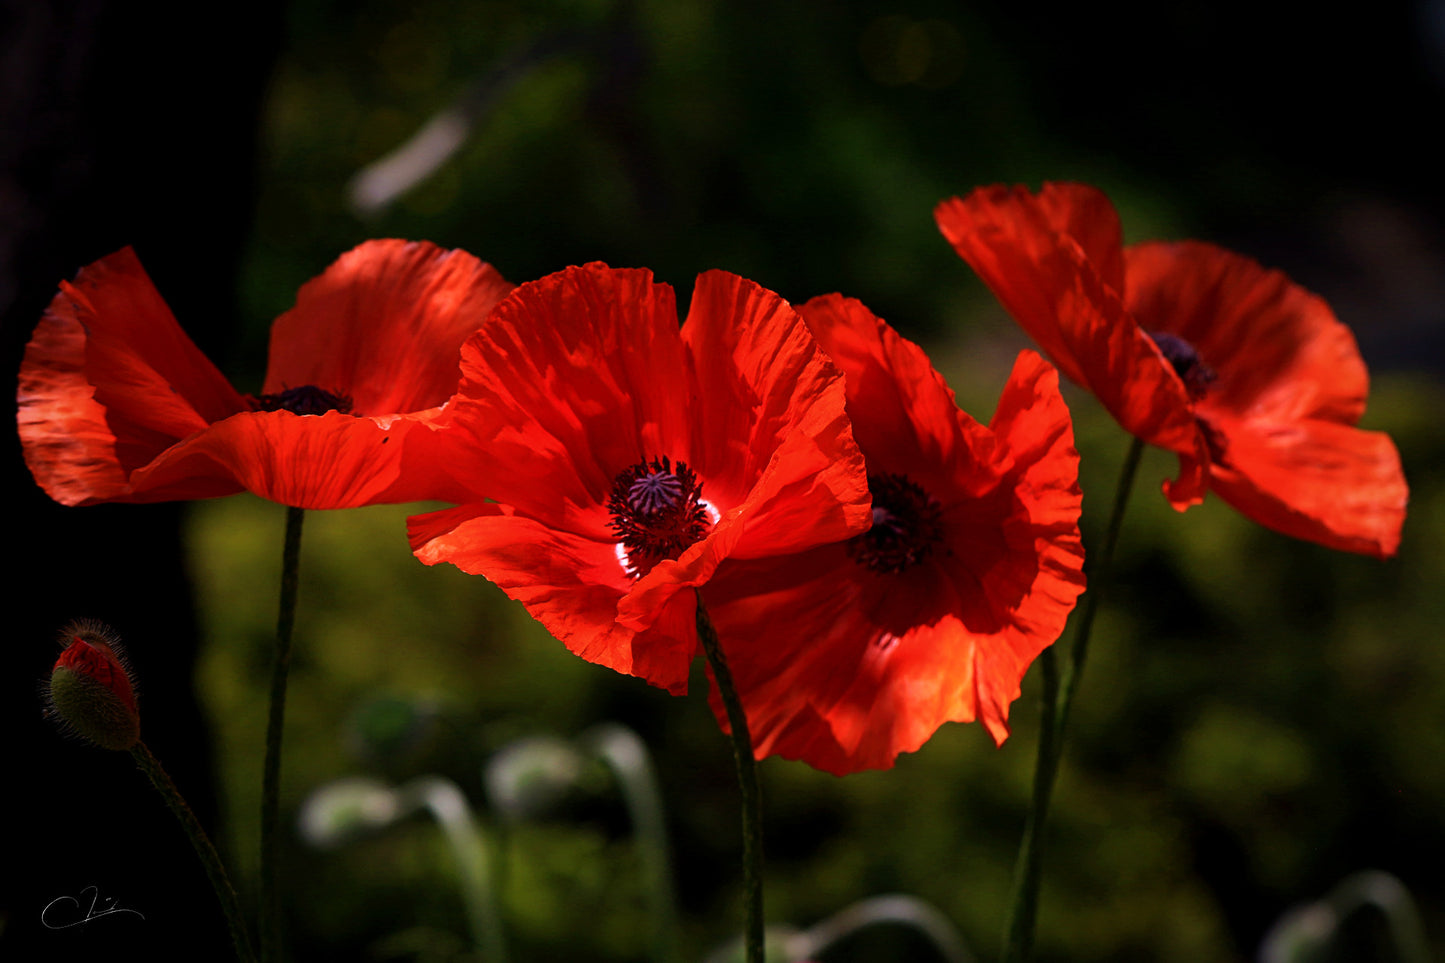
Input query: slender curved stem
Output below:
<box><xmin>694</xmin><ymin>591</ymin><xmax>764</xmax><ymax>963</ymax></box>
<box><xmin>584</xmin><ymin>723</ymin><xmax>682</xmax><ymax>963</ymax></box>
<box><xmin>261</xmin><ymin>505</ymin><xmax>305</xmax><ymax>963</ymax></box>
<box><xmin>1001</xmin><ymin>436</ymin><xmax>1144</xmax><ymax>963</ymax></box>
<box><xmin>792</xmin><ymin>894</ymin><xmax>974</xmax><ymax>963</ymax></box>
<box><xmin>1055</xmin><ymin>438</ymin><xmax>1145</xmax><ymax>742</ymax></box>
<box><xmin>398</xmin><ymin>777</ymin><xmax>506</xmax><ymax>963</ymax></box>
<box><xmin>132</xmin><ymin>740</ymin><xmax>256</xmax><ymax>963</ymax></box>
<box><xmin>999</xmin><ymin>646</ymin><xmax>1060</xmax><ymax>963</ymax></box>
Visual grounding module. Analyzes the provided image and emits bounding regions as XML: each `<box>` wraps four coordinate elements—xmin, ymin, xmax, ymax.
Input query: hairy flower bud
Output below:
<box><xmin>45</xmin><ymin>620</ymin><xmax>140</xmax><ymax>750</ymax></box>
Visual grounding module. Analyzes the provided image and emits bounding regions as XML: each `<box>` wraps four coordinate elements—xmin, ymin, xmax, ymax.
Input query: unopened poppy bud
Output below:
<box><xmin>45</xmin><ymin>620</ymin><xmax>140</xmax><ymax>751</ymax></box>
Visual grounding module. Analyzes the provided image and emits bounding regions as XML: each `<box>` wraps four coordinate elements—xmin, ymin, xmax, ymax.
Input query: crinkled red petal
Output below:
<box><xmin>17</xmin><ymin>248</ymin><xmax>247</xmax><ymax>505</ymax></box>
<box><xmin>265</xmin><ymin>239</ymin><xmax>514</xmax><ymax>416</ymax></box>
<box><xmin>1125</xmin><ymin>241</ymin><xmax>1369</xmax><ymax>424</ymax></box>
<box><xmin>123</xmin><ymin>409</ymin><xmax>436</xmax><ymax>509</ymax></box>
<box><xmin>409</xmin><ymin>503</ymin><xmax>698</xmax><ymax>692</ymax></box>
<box><xmin>935</xmin><ymin>184</ymin><xmax>1209</xmax><ymax>507</ymax></box>
<box><xmin>704</xmin><ymin>329</ymin><xmax>1085</xmax><ymax>774</ymax></box>
<box><xmin>796</xmin><ymin>293</ymin><xmax>1001</xmax><ymax>495</ymax></box>
<box><xmin>415</xmin><ymin>264</ymin><xmax>869</xmax><ymax>691</ymax></box>
<box><xmin>618</xmin><ymin>273</ymin><xmax>872</xmax><ymax>631</ymax></box>
<box><xmin>681</xmin><ymin>271</ymin><xmax>871</xmax><ymax>557</ymax></box>
<box><xmin>1206</xmin><ymin>414</ymin><xmax>1407</xmax><ymax>558</ymax></box>
<box><xmin>434</xmin><ymin>263</ymin><xmax>692</xmax><ymax>525</ymax></box>
<box><xmin>1032</xmin><ymin>182</ymin><xmax>1128</xmax><ymax>295</ymax></box>
<box><xmin>961</xmin><ymin>350</ymin><xmax>1087</xmax><ymax>740</ymax></box>
<box><xmin>736</xmin><ymin>594</ymin><xmax>980</xmax><ymax>776</ymax></box>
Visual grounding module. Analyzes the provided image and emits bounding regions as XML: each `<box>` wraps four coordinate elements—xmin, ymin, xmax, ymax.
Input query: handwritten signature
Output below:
<box><xmin>41</xmin><ymin>885</ymin><xmax>145</xmax><ymax>929</ymax></box>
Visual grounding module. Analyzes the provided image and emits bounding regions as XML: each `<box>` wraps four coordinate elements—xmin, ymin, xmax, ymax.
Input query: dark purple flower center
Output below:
<box><xmin>848</xmin><ymin>473</ymin><xmax>944</xmax><ymax>574</ymax></box>
<box><xmin>251</xmin><ymin>385</ymin><xmax>354</xmax><ymax>416</ymax></box>
<box><xmin>1148</xmin><ymin>331</ymin><xmax>1216</xmax><ymax>401</ymax></box>
<box><xmin>607</xmin><ymin>456</ymin><xmax>711</xmax><ymax>578</ymax></box>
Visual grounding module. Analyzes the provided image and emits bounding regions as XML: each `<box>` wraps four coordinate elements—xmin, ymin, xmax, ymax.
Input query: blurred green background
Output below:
<box><xmin>13</xmin><ymin>0</ymin><xmax>1445</xmax><ymax>960</ymax></box>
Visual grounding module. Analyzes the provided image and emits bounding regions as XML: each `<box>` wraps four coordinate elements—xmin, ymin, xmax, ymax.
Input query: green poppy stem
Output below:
<box><xmin>1055</xmin><ymin>437</ymin><xmax>1145</xmax><ymax>741</ymax></box>
<box><xmin>694</xmin><ymin>591</ymin><xmax>765</xmax><ymax>963</ymax></box>
<box><xmin>1001</xmin><ymin>435</ymin><xmax>1145</xmax><ymax>963</ymax></box>
<box><xmin>131</xmin><ymin>740</ymin><xmax>256</xmax><ymax>963</ymax></box>
<box><xmin>999</xmin><ymin>642</ymin><xmax>1060</xmax><ymax>963</ymax></box>
<box><xmin>260</xmin><ymin>505</ymin><xmax>305</xmax><ymax>963</ymax></box>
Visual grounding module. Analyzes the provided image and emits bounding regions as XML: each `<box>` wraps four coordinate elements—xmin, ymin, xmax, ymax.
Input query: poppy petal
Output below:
<box><xmin>409</xmin><ymin>503</ymin><xmax>698</xmax><ymax>692</ymax></box>
<box><xmin>17</xmin><ymin>248</ymin><xmax>247</xmax><ymax>505</ymax></box>
<box><xmin>961</xmin><ymin>350</ymin><xmax>1087</xmax><ymax>739</ymax></box>
<box><xmin>1125</xmin><ymin>241</ymin><xmax>1370</xmax><ymax>425</ymax></box>
<box><xmin>412</xmin><ymin>264</ymin><xmax>873</xmax><ymax>695</ymax></box>
<box><xmin>988</xmin><ymin>351</ymin><xmax>1087</xmax><ymax>536</ymax></box>
<box><xmin>1205</xmin><ymin>415</ymin><xmax>1407</xmax><ymax>558</ymax></box>
<box><xmin>1032</xmin><ymin>182</ymin><xmax>1128</xmax><ymax>295</ymax></box>
<box><xmin>615</xmin><ymin>276</ymin><xmax>876</xmax><ymax>638</ymax></box>
<box><xmin>796</xmin><ymin>292</ymin><xmax>1002</xmax><ymax>495</ymax></box>
<box><xmin>708</xmin><ymin>558</ymin><xmax>984</xmax><ymax>774</ymax></box>
<box><xmin>264</xmin><ymin>240</ymin><xmax>514</xmax><ymax>416</ymax></box>
<box><xmin>614</xmin><ymin>506</ymin><xmax>748</xmax><ymax>633</ymax></box>
<box><xmin>780</xmin><ymin>615</ymin><xmax>982</xmax><ymax>776</ymax></box>
<box><xmin>935</xmin><ymin>185</ymin><xmax>1208</xmax><ymax>505</ymax></box>
<box><xmin>704</xmin><ymin>346</ymin><xmax>1086</xmax><ymax>773</ymax></box>
<box><xmin>123</xmin><ymin>410</ymin><xmax>437</xmax><ymax>508</ymax></box>
<box><xmin>433</xmin><ymin>263</ymin><xmax>692</xmax><ymax>525</ymax></box>
<box><xmin>681</xmin><ymin>271</ymin><xmax>871</xmax><ymax>556</ymax></box>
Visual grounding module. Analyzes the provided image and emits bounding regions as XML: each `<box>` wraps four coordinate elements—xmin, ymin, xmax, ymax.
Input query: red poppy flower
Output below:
<box><xmin>935</xmin><ymin>183</ymin><xmax>1407</xmax><ymax>557</ymax></box>
<box><xmin>407</xmin><ymin>263</ymin><xmax>872</xmax><ymax>694</ymax></box>
<box><xmin>703</xmin><ymin>295</ymin><xmax>1086</xmax><ymax>775</ymax></box>
<box><xmin>18</xmin><ymin>240</ymin><xmax>513</xmax><ymax>509</ymax></box>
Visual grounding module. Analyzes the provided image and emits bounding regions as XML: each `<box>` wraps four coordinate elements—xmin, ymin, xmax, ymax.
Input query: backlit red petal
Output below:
<box><xmin>436</xmin><ymin>263</ymin><xmax>692</xmax><ymax>522</ymax></box>
<box><xmin>935</xmin><ymin>186</ymin><xmax>1094</xmax><ymax>388</ymax></box>
<box><xmin>935</xmin><ymin>186</ymin><xmax>1206</xmax><ymax>501</ymax></box>
<box><xmin>1205</xmin><ymin>415</ymin><xmax>1407</xmax><ymax>558</ymax></box>
<box><xmin>1032</xmin><ymin>182</ymin><xmax>1128</xmax><ymax>294</ymax></box>
<box><xmin>707</xmin><ymin>560</ymin><xmax>987</xmax><ymax>774</ymax></box>
<box><xmin>18</xmin><ymin>300</ymin><xmax>130</xmax><ymax>505</ymax></box>
<box><xmin>17</xmin><ymin>248</ymin><xmax>246</xmax><ymax>505</ymax></box>
<box><xmin>123</xmin><ymin>410</ymin><xmax>430</xmax><ymax>509</ymax></box>
<box><xmin>409</xmin><ymin>503</ymin><xmax>698</xmax><ymax>692</ymax></box>
<box><xmin>616</xmin><ymin>506</ymin><xmax>749</xmax><ymax>632</ymax></box>
<box><xmin>940</xmin><ymin>351</ymin><xmax>1086</xmax><ymax>741</ymax></box>
<box><xmin>264</xmin><ymin>240</ymin><xmax>514</xmax><ymax>416</ymax></box>
<box><xmin>987</xmin><ymin>351</ymin><xmax>1085</xmax><ymax>534</ymax></box>
<box><xmin>1125</xmin><ymin>241</ymin><xmax>1369</xmax><ymax>424</ymax></box>
<box><xmin>796</xmin><ymin>293</ymin><xmax>997</xmax><ymax>494</ymax></box>
<box><xmin>681</xmin><ymin>271</ymin><xmax>871</xmax><ymax>553</ymax></box>
<box><xmin>703</xmin><ymin>343</ymin><xmax>1086</xmax><ymax>773</ymax></box>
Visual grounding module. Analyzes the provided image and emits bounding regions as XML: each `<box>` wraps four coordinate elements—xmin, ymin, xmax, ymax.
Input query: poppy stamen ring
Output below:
<box><xmin>252</xmin><ymin>385</ymin><xmax>355</xmax><ymax>416</ymax></box>
<box><xmin>848</xmin><ymin>472</ymin><xmax>944</xmax><ymax>574</ymax></box>
<box><xmin>608</xmin><ymin>456</ymin><xmax>712</xmax><ymax>578</ymax></box>
<box><xmin>1149</xmin><ymin>331</ymin><xmax>1216</xmax><ymax>401</ymax></box>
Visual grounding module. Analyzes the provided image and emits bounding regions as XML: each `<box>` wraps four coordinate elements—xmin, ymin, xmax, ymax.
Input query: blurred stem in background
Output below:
<box><xmin>299</xmin><ymin>775</ymin><xmax>506</xmax><ymax>961</ymax></box>
<box><xmin>401</xmin><ymin>776</ymin><xmax>507</xmax><ymax>962</ymax></box>
<box><xmin>261</xmin><ymin>505</ymin><xmax>306</xmax><ymax>962</ymax></box>
<box><xmin>484</xmin><ymin>722</ymin><xmax>683</xmax><ymax>962</ymax></box>
<box><xmin>1259</xmin><ymin>870</ymin><xmax>1431</xmax><ymax>963</ymax></box>
<box><xmin>582</xmin><ymin>723</ymin><xmax>683</xmax><ymax>963</ymax></box>
<box><xmin>702</xmin><ymin>893</ymin><xmax>975</xmax><ymax>963</ymax></box>
<box><xmin>1002</xmin><ymin>436</ymin><xmax>1145</xmax><ymax>963</ymax></box>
